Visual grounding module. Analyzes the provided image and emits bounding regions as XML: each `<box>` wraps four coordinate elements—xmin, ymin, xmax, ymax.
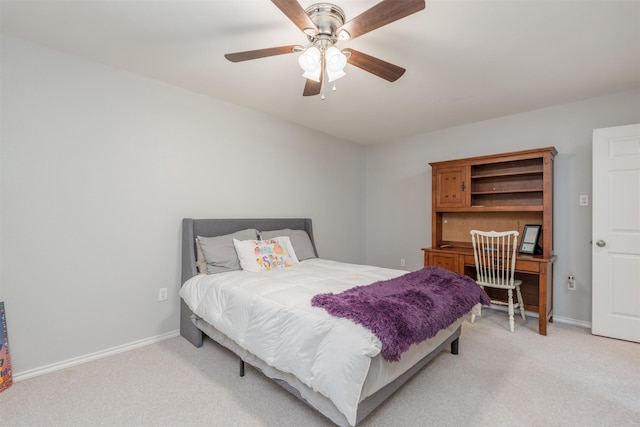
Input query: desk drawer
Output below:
<box><xmin>463</xmin><ymin>255</ymin><xmax>540</xmax><ymax>273</ymax></box>
<box><xmin>515</xmin><ymin>260</ymin><xmax>540</xmax><ymax>273</ymax></box>
<box><xmin>427</xmin><ymin>252</ymin><xmax>461</xmax><ymax>274</ymax></box>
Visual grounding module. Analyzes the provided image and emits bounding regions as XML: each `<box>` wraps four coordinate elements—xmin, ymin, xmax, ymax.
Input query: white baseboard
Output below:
<box><xmin>552</xmin><ymin>316</ymin><xmax>591</xmax><ymax>329</ymax></box>
<box><xmin>12</xmin><ymin>312</ymin><xmax>591</xmax><ymax>382</ymax></box>
<box><xmin>13</xmin><ymin>329</ymin><xmax>180</xmax><ymax>382</ymax></box>
<box><xmin>486</xmin><ymin>304</ymin><xmax>591</xmax><ymax>329</ymax></box>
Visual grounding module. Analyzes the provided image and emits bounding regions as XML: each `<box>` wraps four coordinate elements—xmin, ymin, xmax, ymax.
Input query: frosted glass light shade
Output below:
<box><xmin>298</xmin><ymin>47</ymin><xmax>321</xmax><ymax>72</ymax></box>
<box><xmin>325</xmin><ymin>46</ymin><xmax>347</xmax><ymax>73</ymax></box>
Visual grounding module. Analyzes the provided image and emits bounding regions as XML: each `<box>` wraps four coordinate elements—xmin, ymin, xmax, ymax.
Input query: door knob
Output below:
<box><xmin>596</xmin><ymin>240</ymin><xmax>606</xmax><ymax>247</ymax></box>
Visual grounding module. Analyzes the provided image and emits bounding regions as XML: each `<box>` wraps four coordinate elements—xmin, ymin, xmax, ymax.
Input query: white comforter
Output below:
<box><xmin>179</xmin><ymin>258</ymin><xmax>406</xmax><ymax>426</ymax></box>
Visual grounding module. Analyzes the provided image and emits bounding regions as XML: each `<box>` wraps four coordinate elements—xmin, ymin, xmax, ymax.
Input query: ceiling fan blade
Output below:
<box><xmin>303</xmin><ymin>78</ymin><xmax>322</xmax><ymax>96</ymax></box>
<box><xmin>337</xmin><ymin>0</ymin><xmax>425</xmax><ymax>40</ymax></box>
<box><xmin>224</xmin><ymin>45</ymin><xmax>300</xmax><ymax>62</ymax></box>
<box><xmin>345</xmin><ymin>49</ymin><xmax>406</xmax><ymax>82</ymax></box>
<box><xmin>271</xmin><ymin>0</ymin><xmax>317</xmax><ymax>34</ymax></box>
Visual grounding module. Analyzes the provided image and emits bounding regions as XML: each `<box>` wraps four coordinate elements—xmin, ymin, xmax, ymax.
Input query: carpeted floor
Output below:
<box><xmin>1</xmin><ymin>311</ymin><xmax>638</xmax><ymax>426</ymax></box>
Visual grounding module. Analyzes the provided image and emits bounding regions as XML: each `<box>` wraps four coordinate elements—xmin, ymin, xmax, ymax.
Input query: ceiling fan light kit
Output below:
<box><xmin>299</xmin><ymin>45</ymin><xmax>348</xmax><ymax>83</ymax></box>
<box><xmin>225</xmin><ymin>0</ymin><xmax>426</xmax><ymax>98</ymax></box>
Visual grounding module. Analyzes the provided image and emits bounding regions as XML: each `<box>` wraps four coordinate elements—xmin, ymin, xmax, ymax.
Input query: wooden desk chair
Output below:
<box><xmin>470</xmin><ymin>230</ymin><xmax>525</xmax><ymax>332</ymax></box>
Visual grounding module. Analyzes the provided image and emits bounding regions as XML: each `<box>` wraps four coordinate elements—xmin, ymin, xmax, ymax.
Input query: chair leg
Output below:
<box><xmin>507</xmin><ymin>289</ymin><xmax>515</xmax><ymax>332</ymax></box>
<box><xmin>516</xmin><ymin>285</ymin><xmax>526</xmax><ymax>320</ymax></box>
<box><xmin>470</xmin><ymin>303</ymin><xmax>481</xmax><ymax>323</ymax></box>
<box><xmin>470</xmin><ymin>284</ymin><xmax>484</xmax><ymax>324</ymax></box>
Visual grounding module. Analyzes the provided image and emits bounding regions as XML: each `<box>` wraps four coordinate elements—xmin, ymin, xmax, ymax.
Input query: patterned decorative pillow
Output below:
<box><xmin>233</xmin><ymin>237</ymin><xmax>299</xmax><ymax>272</ymax></box>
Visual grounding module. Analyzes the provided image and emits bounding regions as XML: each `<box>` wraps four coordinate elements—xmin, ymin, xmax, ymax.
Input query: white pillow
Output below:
<box><xmin>233</xmin><ymin>237</ymin><xmax>299</xmax><ymax>272</ymax></box>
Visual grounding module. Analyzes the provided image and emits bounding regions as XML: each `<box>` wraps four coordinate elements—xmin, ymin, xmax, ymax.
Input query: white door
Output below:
<box><xmin>592</xmin><ymin>124</ymin><xmax>640</xmax><ymax>343</ymax></box>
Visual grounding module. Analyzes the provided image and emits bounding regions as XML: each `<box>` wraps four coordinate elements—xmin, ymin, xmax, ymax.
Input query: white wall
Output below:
<box><xmin>365</xmin><ymin>89</ymin><xmax>640</xmax><ymax>325</ymax></box>
<box><xmin>0</xmin><ymin>36</ymin><xmax>366</xmax><ymax>376</ymax></box>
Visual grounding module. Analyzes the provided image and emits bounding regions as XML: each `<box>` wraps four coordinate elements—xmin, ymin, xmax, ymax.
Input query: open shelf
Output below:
<box><xmin>472</xmin><ymin>191</ymin><xmax>543</xmax><ymax>207</ymax></box>
<box><xmin>471</xmin><ymin>158</ymin><xmax>543</xmax><ymax>178</ymax></box>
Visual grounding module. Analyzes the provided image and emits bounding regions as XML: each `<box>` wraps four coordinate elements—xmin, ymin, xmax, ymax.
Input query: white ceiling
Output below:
<box><xmin>2</xmin><ymin>0</ymin><xmax>639</xmax><ymax>144</ymax></box>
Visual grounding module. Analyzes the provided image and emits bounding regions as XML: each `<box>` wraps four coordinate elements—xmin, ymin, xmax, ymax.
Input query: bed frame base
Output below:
<box><xmin>191</xmin><ymin>313</ymin><xmax>461</xmax><ymax>426</ymax></box>
<box><xmin>181</xmin><ymin>301</ymin><xmax>203</xmax><ymax>347</ymax></box>
<box><xmin>238</xmin><ymin>337</ymin><xmax>459</xmax><ymax>380</ymax></box>
<box><xmin>234</xmin><ymin>326</ymin><xmax>461</xmax><ymax>425</ymax></box>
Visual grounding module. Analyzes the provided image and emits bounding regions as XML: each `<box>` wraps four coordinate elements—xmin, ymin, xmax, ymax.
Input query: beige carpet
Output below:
<box><xmin>1</xmin><ymin>312</ymin><xmax>638</xmax><ymax>426</ymax></box>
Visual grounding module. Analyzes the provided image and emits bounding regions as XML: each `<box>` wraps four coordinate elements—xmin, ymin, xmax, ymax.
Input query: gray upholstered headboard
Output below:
<box><xmin>180</xmin><ymin>218</ymin><xmax>317</xmax><ymax>346</ymax></box>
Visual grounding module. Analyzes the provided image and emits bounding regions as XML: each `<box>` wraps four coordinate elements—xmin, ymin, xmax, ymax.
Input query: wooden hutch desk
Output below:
<box><xmin>422</xmin><ymin>247</ymin><xmax>556</xmax><ymax>335</ymax></box>
<box><xmin>423</xmin><ymin>147</ymin><xmax>557</xmax><ymax>335</ymax></box>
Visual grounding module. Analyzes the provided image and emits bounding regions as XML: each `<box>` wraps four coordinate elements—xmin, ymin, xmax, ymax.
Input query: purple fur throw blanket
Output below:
<box><xmin>311</xmin><ymin>267</ymin><xmax>491</xmax><ymax>362</ymax></box>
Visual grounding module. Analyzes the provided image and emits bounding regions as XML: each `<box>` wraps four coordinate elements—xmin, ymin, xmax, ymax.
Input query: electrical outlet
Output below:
<box><xmin>567</xmin><ymin>275</ymin><xmax>576</xmax><ymax>291</ymax></box>
<box><xmin>158</xmin><ymin>287</ymin><xmax>168</xmax><ymax>301</ymax></box>
<box><xmin>400</xmin><ymin>258</ymin><xmax>406</xmax><ymax>267</ymax></box>
<box><xmin>579</xmin><ymin>195</ymin><xmax>589</xmax><ymax>206</ymax></box>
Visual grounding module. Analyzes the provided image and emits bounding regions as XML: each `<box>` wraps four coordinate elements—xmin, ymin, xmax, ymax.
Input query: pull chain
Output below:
<box><xmin>321</xmin><ymin>53</ymin><xmax>326</xmax><ymax>100</ymax></box>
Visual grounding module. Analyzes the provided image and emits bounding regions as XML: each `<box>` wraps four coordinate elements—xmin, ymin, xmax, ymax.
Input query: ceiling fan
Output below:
<box><xmin>224</xmin><ymin>0</ymin><xmax>426</xmax><ymax>98</ymax></box>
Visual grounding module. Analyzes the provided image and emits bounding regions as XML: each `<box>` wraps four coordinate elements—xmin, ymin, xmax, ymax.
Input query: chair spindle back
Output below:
<box><xmin>470</xmin><ymin>230</ymin><xmax>519</xmax><ymax>288</ymax></box>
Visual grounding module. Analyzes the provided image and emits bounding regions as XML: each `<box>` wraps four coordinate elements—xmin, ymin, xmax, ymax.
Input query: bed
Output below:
<box><xmin>179</xmin><ymin>218</ymin><xmax>486</xmax><ymax>426</ymax></box>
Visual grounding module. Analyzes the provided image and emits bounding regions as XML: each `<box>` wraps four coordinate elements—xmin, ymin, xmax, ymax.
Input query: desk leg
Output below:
<box><xmin>538</xmin><ymin>263</ymin><xmax>553</xmax><ymax>336</ymax></box>
<box><xmin>539</xmin><ymin>314</ymin><xmax>547</xmax><ymax>336</ymax></box>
